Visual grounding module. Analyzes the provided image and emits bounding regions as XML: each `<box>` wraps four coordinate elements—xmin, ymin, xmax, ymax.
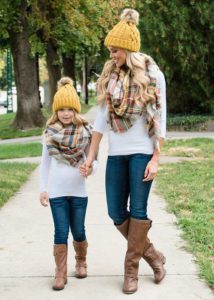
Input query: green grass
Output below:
<box><xmin>81</xmin><ymin>103</ymin><xmax>94</xmax><ymax>114</ymax></box>
<box><xmin>0</xmin><ymin>162</ymin><xmax>38</xmax><ymax>207</ymax></box>
<box><xmin>0</xmin><ymin>108</ymin><xmax>51</xmax><ymax>140</ymax></box>
<box><xmin>0</xmin><ymin>142</ymin><xmax>42</xmax><ymax>159</ymax></box>
<box><xmin>162</xmin><ymin>138</ymin><xmax>214</xmax><ymax>158</ymax></box>
<box><xmin>0</xmin><ymin>112</ymin><xmax>44</xmax><ymax>139</ymax></box>
<box><xmin>156</xmin><ymin>158</ymin><xmax>214</xmax><ymax>288</ymax></box>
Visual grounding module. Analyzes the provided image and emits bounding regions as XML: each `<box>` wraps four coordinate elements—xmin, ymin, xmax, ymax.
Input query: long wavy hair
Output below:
<box><xmin>96</xmin><ymin>51</ymin><xmax>156</xmax><ymax>105</ymax></box>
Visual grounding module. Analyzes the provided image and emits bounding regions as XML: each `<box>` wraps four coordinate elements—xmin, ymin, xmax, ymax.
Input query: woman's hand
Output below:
<box><xmin>143</xmin><ymin>159</ymin><xmax>159</xmax><ymax>182</ymax></box>
<box><xmin>143</xmin><ymin>138</ymin><xmax>164</xmax><ymax>182</ymax></box>
<box><xmin>40</xmin><ymin>192</ymin><xmax>49</xmax><ymax>207</ymax></box>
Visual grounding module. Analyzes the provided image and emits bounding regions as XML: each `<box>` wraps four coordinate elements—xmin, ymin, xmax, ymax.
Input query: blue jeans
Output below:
<box><xmin>50</xmin><ymin>196</ymin><xmax>88</xmax><ymax>244</ymax></box>
<box><xmin>105</xmin><ymin>154</ymin><xmax>153</xmax><ymax>225</ymax></box>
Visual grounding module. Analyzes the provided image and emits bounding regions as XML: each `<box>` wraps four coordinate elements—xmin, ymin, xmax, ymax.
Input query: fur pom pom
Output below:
<box><xmin>120</xmin><ymin>9</ymin><xmax>139</xmax><ymax>25</ymax></box>
<box><xmin>57</xmin><ymin>77</ymin><xmax>73</xmax><ymax>90</ymax></box>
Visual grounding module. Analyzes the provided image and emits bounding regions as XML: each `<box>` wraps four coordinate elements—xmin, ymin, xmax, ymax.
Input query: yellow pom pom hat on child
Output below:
<box><xmin>104</xmin><ymin>8</ymin><xmax>140</xmax><ymax>52</ymax></box>
<box><xmin>52</xmin><ymin>77</ymin><xmax>81</xmax><ymax>113</ymax></box>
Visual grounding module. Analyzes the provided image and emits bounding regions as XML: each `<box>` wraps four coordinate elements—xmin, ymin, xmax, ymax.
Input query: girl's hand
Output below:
<box><xmin>143</xmin><ymin>159</ymin><xmax>159</xmax><ymax>182</ymax></box>
<box><xmin>40</xmin><ymin>192</ymin><xmax>49</xmax><ymax>207</ymax></box>
<box><xmin>80</xmin><ymin>160</ymin><xmax>93</xmax><ymax>177</ymax></box>
<box><xmin>79</xmin><ymin>164</ymin><xmax>86</xmax><ymax>177</ymax></box>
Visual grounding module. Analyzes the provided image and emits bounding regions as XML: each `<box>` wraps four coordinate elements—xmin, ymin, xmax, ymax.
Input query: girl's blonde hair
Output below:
<box><xmin>96</xmin><ymin>51</ymin><xmax>156</xmax><ymax>104</ymax></box>
<box><xmin>46</xmin><ymin>110</ymin><xmax>88</xmax><ymax>127</ymax></box>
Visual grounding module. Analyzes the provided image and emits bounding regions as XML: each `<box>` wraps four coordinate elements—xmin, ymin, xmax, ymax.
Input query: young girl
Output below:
<box><xmin>83</xmin><ymin>9</ymin><xmax>166</xmax><ymax>294</ymax></box>
<box><xmin>39</xmin><ymin>77</ymin><xmax>96</xmax><ymax>290</ymax></box>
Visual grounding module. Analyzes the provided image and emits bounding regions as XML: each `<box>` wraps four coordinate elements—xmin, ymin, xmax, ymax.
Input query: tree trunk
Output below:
<box><xmin>62</xmin><ymin>53</ymin><xmax>76</xmax><ymax>86</ymax></box>
<box><xmin>35</xmin><ymin>53</ymin><xmax>42</xmax><ymax>108</ymax></box>
<box><xmin>82</xmin><ymin>55</ymin><xmax>88</xmax><ymax>104</ymax></box>
<box><xmin>9</xmin><ymin>8</ymin><xmax>45</xmax><ymax>129</ymax></box>
<box><xmin>46</xmin><ymin>41</ymin><xmax>61</xmax><ymax>107</ymax></box>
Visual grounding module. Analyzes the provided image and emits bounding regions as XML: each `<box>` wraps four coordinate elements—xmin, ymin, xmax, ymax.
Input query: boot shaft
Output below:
<box><xmin>53</xmin><ymin>244</ymin><xmax>68</xmax><ymax>272</ymax></box>
<box><xmin>73</xmin><ymin>240</ymin><xmax>88</xmax><ymax>261</ymax></box>
<box><xmin>123</xmin><ymin>218</ymin><xmax>151</xmax><ymax>294</ymax></box>
<box><xmin>73</xmin><ymin>240</ymin><xmax>88</xmax><ymax>278</ymax></box>
<box><xmin>125</xmin><ymin>218</ymin><xmax>151</xmax><ymax>276</ymax></box>
<box><xmin>116</xmin><ymin>218</ymin><xmax>152</xmax><ymax>252</ymax></box>
<box><xmin>127</xmin><ymin>218</ymin><xmax>151</xmax><ymax>258</ymax></box>
<box><xmin>53</xmin><ymin>244</ymin><xmax>67</xmax><ymax>290</ymax></box>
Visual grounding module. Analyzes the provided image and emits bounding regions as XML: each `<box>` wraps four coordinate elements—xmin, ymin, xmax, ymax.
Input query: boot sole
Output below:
<box><xmin>123</xmin><ymin>289</ymin><xmax>137</xmax><ymax>294</ymax></box>
<box><xmin>75</xmin><ymin>274</ymin><xmax>87</xmax><ymax>279</ymax></box>
<box><xmin>52</xmin><ymin>287</ymin><xmax>64</xmax><ymax>291</ymax></box>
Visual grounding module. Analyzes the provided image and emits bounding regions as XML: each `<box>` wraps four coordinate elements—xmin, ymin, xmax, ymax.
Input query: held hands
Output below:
<box><xmin>40</xmin><ymin>192</ymin><xmax>49</xmax><ymax>207</ymax></box>
<box><xmin>143</xmin><ymin>158</ymin><xmax>159</xmax><ymax>182</ymax></box>
<box><xmin>79</xmin><ymin>160</ymin><xmax>93</xmax><ymax>177</ymax></box>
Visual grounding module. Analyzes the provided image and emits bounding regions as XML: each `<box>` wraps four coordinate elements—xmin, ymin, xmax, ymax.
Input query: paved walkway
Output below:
<box><xmin>0</xmin><ymin>108</ymin><xmax>213</xmax><ymax>300</ymax></box>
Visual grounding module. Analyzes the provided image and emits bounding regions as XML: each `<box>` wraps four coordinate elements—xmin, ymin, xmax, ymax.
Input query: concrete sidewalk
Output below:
<box><xmin>0</xmin><ymin>133</ymin><xmax>213</xmax><ymax>300</ymax></box>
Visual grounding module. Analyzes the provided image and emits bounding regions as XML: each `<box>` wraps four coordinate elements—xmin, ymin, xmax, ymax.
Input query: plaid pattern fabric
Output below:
<box><xmin>106</xmin><ymin>65</ymin><xmax>162</xmax><ymax>150</ymax></box>
<box><xmin>145</xmin><ymin>75</ymin><xmax>162</xmax><ymax>150</ymax></box>
<box><xmin>45</xmin><ymin>121</ymin><xmax>92</xmax><ymax>167</ymax></box>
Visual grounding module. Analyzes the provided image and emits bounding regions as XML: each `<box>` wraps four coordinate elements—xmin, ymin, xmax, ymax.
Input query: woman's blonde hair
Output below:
<box><xmin>46</xmin><ymin>110</ymin><xmax>88</xmax><ymax>127</ymax></box>
<box><xmin>96</xmin><ymin>51</ymin><xmax>156</xmax><ymax>104</ymax></box>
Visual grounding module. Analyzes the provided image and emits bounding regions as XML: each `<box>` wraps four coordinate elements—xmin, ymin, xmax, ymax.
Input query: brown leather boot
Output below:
<box><xmin>143</xmin><ymin>242</ymin><xmax>166</xmax><ymax>283</ymax></box>
<box><xmin>116</xmin><ymin>219</ymin><xmax>166</xmax><ymax>284</ymax></box>
<box><xmin>123</xmin><ymin>218</ymin><xmax>151</xmax><ymax>294</ymax></box>
<box><xmin>115</xmin><ymin>219</ymin><xmax>129</xmax><ymax>239</ymax></box>
<box><xmin>73</xmin><ymin>240</ymin><xmax>88</xmax><ymax>278</ymax></box>
<box><xmin>52</xmin><ymin>244</ymin><xmax>67</xmax><ymax>290</ymax></box>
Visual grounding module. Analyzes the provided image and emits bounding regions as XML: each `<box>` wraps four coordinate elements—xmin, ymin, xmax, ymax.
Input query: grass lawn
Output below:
<box><xmin>156</xmin><ymin>138</ymin><xmax>214</xmax><ymax>289</ymax></box>
<box><xmin>0</xmin><ymin>142</ymin><xmax>42</xmax><ymax>159</ymax></box>
<box><xmin>0</xmin><ymin>102</ymin><xmax>94</xmax><ymax>140</ymax></box>
<box><xmin>0</xmin><ymin>162</ymin><xmax>38</xmax><ymax>207</ymax></box>
<box><xmin>0</xmin><ymin>112</ymin><xmax>44</xmax><ymax>139</ymax></box>
<box><xmin>162</xmin><ymin>138</ymin><xmax>214</xmax><ymax>158</ymax></box>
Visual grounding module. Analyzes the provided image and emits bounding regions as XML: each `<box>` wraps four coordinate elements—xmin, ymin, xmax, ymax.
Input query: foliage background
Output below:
<box><xmin>0</xmin><ymin>0</ymin><xmax>213</xmax><ymax>128</ymax></box>
<box><xmin>136</xmin><ymin>0</ymin><xmax>214</xmax><ymax>114</ymax></box>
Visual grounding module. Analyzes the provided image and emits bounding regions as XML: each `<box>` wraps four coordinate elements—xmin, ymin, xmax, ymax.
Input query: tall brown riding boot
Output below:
<box><xmin>52</xmin><ymin>244</ymin><xmax>67</xmax><ymax>290</ymax></box>
<box><xmin>115</xmin><ymin>218</ymin><xmax>129</xmax><ymax>239</ymax></box>
<box><xmin>73</xmin><ymin>240</ymin><xmax>88</xmax><ymax>278</ymax></box>
<box><xmin>123</xmin><ymin>218</ymin><xmax>151</xmax><ymax>294</ymax></box>
<box><xmin>116</xmin><ymin>218</ymin><xmax>166</xmax><ymax>284</ymax></box>
<box><xmin>143</xmin><ymin>241</ymin><xmax>166</xmax><ymax>283</ymax></box>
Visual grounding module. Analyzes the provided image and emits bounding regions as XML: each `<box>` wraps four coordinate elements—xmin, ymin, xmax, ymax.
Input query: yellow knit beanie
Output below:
<box><xmin>52</xmin><ymin>77</ymin><xmax>81</xmax><ymax>113</ymax></box>
<box><xmin>104</xmin><ymin>8</ymin><xmax>140</xmax><ymax>52</ymax></box>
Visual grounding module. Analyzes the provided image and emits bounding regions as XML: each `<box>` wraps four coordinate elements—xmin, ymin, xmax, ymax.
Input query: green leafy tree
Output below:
<box><xmin>31</xmin><ymin>0</ymin><xmax>134</xmax><ymax>104</ymax></box>
<box><xmin>136</xmin><ymin>0</ymin><xmax>214</xmax><ymax>114</ymax></box>
<box><xmin>0</xmin><ymin>0</ymin><xmax>45</xmax><ymax>129</ymax></box>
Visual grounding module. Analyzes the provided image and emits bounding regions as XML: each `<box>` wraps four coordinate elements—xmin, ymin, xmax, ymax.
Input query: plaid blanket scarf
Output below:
<box><xmin>45</xmin><ymin>121</ymin><xmax>92</xmax><ymax>167</ymax></box>
<box><xmin>106</xmin><ymin>63</ymin><xmax>162</xmax><ymax>150</ymax></box>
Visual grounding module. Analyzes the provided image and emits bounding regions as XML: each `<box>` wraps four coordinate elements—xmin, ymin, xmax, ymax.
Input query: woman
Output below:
<box><xmin>82</xmin><ymin>8</ymin><xmax>166</xmax><ymax>294</ymax></box>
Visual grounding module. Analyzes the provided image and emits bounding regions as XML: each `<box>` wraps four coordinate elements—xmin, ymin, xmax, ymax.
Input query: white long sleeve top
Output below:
<box><xmin>93</xmin><ymin>66</ymin><xmax>167</xmax><ymax>155</ymax></box>
<box><xmin>39</xmin><ymin>142</ymin><xmax>97</xmax><ymax>198</ymax></box>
